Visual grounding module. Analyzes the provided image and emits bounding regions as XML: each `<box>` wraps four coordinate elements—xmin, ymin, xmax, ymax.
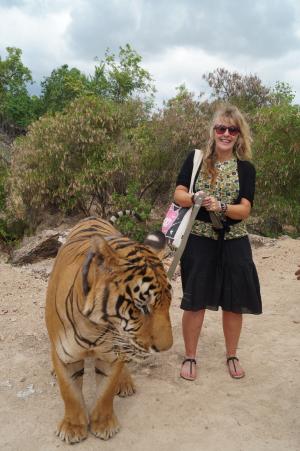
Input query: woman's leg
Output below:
<box><xmin>222</xmin><ymin>311</ymin><xmax>245</xmax><ymax>377</ymax></box>
<box><xmin>180</xmin><ymin>309</ymin><xmax>205</xmax><ymax>380</ymax></box>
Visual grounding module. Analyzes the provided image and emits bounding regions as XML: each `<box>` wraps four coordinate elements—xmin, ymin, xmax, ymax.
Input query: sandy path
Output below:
<box><xmin>0</xmin><ymin>236</ymin><xmax>300</xmax><ymax>451</ymax></box>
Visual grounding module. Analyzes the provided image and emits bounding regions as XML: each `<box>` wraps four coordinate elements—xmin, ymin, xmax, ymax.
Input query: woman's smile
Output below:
<box><xmin>214</xmin><ymin>121</ymin><xmax>239</xmax><ymax>159</ymax></box>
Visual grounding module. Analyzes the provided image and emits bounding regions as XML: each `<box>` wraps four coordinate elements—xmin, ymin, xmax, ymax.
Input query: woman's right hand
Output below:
<box><xmin>174</xmin><ymin>188</ymin><xmax>205</xmax><ymax>208</ymax></box>
<box><xmin>192</xmin><ymin>191</ymin><xmax>206</xmax><ymax>205</ymax></box>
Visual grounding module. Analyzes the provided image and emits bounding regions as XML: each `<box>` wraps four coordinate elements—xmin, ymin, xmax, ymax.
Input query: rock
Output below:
<box><xmin>11</xmin><ymin>230</ymin><xmax>64</xmax><ymax>265</ymax></box>
<box><xmin>248</xmin><ymin>234</ymin><xmax>277</xmax><ymax>248</ymax></box>
<box><xmin>282</xmin><ymin>224</ymin><xmax>297</xmax><ymax>234</ymax></box>
<box><xmin>0</xmin><ymin>380</ymin><xmax>12</xmax><ymax>389</ymax></box>
<box><xmin>17</xmin><ymin>384</ymin><xmax>35</xmax><ymax>398</ymax></box>
<box><xmin>263</xmin><ymin>217</ymin><xmax>283</xmax><ymax>234</ymax></box>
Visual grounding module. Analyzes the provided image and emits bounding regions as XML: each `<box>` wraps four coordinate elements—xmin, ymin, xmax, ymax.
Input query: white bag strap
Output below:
<box><xmin>189</xmin><ymin>149</ymin><xmax>203</xmax><ymax>193</ymax></box>
<box><xmin>167</xmin><ymin>191</ymin><xmax>205</xmax><ymax>280</ymax></box>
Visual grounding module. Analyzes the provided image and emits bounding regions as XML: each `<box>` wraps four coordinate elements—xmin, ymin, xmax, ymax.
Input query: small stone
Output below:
<box><xmin>0</xmin><ymin>380</ymin><xmax>12</xmax><ymax>389</ymax></box>
<box><xmin>17</xmin><ymin>384</ymin><xmax>35</xmax><ymax>398</ymax></box>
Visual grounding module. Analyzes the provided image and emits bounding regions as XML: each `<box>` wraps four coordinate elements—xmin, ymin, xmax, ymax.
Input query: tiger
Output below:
<box><xmin>45</xmin><ymin>216</ymin><xmax>173</xmax><ymax>444</ymax></box>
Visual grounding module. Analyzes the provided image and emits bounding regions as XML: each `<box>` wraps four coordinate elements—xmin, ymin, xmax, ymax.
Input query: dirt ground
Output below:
<box><xmin>0</xmin><ymin>235</ymin><xmax>300</xmax><ymax>451</ymax></box>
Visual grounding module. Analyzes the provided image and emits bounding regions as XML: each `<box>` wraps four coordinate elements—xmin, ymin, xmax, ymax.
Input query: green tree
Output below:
<box><xmin>269</xmin><ymin>81</ymin><xmax>295</xmax><ymax>106</ymax></box>
<box><xmin>40</xmin><ymin>64</ymin><xmax>90</xmax><ymax>113</ymax></box>
<box><xmin>203</xmin><ymin>67</ymin><xmax>271</xmax><ymax>111</ymax></box>
<box><xmin>39</xmin><ymin>45</ymin><xmax>155</xmax><ymax>114</ymax></box>
<box><xmin>90</xmin><ymin>44</ymin><xmax>155</xmax><ymax>103</ymax></box>
<box><xmin>0</xmin><ymin>47</ymin><xmax>35</xmax><ymax>129</ymax></box>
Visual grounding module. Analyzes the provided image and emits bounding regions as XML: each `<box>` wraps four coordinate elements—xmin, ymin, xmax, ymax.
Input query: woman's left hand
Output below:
<box><xmin>202</xmin><ymin>196</ymin><xmax>221</xmax><ymax>212</ymax></box>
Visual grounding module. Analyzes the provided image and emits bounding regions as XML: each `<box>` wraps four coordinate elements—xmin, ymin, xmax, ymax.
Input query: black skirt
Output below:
<box><xmin>180</xmin><ymin>234</ymin><xmax>262</xmax><ymax>314</ymax></box>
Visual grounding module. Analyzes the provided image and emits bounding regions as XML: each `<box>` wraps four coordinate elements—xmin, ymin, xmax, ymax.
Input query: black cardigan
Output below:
<box><xmin>176</xmin><ymin>150</ymin><xmax>256</xmax><ymax>225</ymax></box>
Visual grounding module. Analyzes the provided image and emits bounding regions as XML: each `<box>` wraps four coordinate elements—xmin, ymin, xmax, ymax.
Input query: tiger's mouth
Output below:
<box><xmin>111</xmin><ymin>335</ymin><xmax>152</xmax><ymax>363</ymax></box>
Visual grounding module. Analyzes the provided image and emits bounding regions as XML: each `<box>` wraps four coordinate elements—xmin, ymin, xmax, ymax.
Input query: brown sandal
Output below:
<box><xmin>180</xmin><ymin>358</ymin><xmax>197</xmax><ymax>381</ymax></box>
<box><xmin>226</xmin><ymin>356</ymin><xmax>245</xmax><ymax>379</ymax></box>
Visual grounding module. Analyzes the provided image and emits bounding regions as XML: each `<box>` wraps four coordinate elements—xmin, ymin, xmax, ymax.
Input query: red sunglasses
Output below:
<box><xmin>214</xmin><ymin>125</ymin><xmax>240</xmax><ymax>136</ymax></box>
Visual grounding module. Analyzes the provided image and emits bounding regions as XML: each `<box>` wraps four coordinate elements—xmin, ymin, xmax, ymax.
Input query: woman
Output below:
<box><xmin>174</xmin><ymin>105</ymin><xmax>262</xmax><ymax>381</ymax></box>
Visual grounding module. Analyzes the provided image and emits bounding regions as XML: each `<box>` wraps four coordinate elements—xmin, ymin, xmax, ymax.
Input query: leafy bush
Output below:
<box><xmin>8</xmin><ymin>96</ymin><xmax>152</xmax><ymax>225</ymax></box>
<box><xmin>252</xmin><ymin>102</ymin><xmax>300</xmax><ymax>232</ymax></box>
<box><xmin>143</xmin><ymin>86</ymin><xmax>212</xmax><ymax>203</ymax></box>
<box><xmin>0</xmin><ymin>157</ymin><xmax>7</xmax><ymax>211</ymax></box>
<box><xmin>111</xmin><ymin>182</ymin><xmax>153</xmax><ymax>242</ymax></box>
<box><xmin>0</xmin><ymin>149</ymin><xmax>27</xmax><ymax>244</ymax></box>
<box><xmin>0</xmin><ymin>217</ymin><xmax>27</xmax><ymax>245</ymax></box>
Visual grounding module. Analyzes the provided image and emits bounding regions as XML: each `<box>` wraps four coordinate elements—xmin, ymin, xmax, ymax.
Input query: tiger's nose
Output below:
<box><xmin>151</xmin><ymin>345</ymin><xmax>160</xmax><ymax>352</ymax></box>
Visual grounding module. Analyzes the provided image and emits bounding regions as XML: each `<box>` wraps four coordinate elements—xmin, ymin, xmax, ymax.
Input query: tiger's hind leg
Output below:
<box><xmin>90</xmin><ymin>360</ymin><xmax>124</xmax><ymax>440</ymax></box>
<box><xmin>51</xmin><ymin>348</ymin><xmax>88</xmax><ymax>444</ymax></box>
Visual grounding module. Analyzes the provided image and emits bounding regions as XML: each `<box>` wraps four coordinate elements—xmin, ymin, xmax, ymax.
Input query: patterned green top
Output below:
<box><xmin>192</xmin><ymin>157</ymin><xmax>248</xmax><ymax>240</ymax></box>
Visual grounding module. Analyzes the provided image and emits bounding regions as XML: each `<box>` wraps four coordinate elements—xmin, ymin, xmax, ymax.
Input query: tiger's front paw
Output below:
<box><xmin>56</xmin><ymin>418</ymin><xmax>88</xmax><ymax>444</ymax></box>
<box><xmin>90</xmin><ymin>412</ymin><xmax>120</xmax><ymax>440</ymax></box>
<box><xmin>115</xmin><ymin>376</ymin><xmax>136</xmax><ymax>397</ymax></box>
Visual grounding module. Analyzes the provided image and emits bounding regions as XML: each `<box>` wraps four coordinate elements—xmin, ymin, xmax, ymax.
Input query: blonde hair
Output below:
<box><xmin>203</xmin><ymin>105</ymin><xmax>252</xmax><ymax>184</ymax></box>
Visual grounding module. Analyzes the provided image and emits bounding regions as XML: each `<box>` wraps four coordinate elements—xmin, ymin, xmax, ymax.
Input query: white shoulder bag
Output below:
<box><xmin>162</xmin><ymin>149</ymin><xmax>204</xmax><ymax>249</ymax></box>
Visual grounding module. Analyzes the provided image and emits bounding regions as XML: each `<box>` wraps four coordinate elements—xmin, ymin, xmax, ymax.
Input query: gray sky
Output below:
<box><xmin>1</xmin><ymin>0</ymin><xmax>300</xmax><ymax>105</ymax></box>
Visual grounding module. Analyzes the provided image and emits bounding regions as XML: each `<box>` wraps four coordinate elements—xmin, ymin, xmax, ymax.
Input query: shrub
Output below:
<box><xmin>110</xmin><ymin>182</ymin><xmax>153</xmax><ymax>242</ymax></box>
<box><xmin>8</xmin><ymin>96</ymin><xmax>150</xmax><ymax>225</ymax></box>
<box><xmin>252</xmin><ymin>102</ymin><xmax>300</xmax><ymax>232</ymax></box>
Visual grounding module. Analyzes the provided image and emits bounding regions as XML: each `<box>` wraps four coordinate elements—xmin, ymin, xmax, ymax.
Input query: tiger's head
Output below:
<box><xmin>81</xmin><ymin>231</ymin><xmax>173</xmax><ymax>361</ymax></box>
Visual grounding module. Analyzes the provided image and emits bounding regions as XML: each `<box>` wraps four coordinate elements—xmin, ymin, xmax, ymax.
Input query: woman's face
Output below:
<box><xmin>213</xmin><ymin>117</ymin><xmax>240</xmax><ymax>156</ymax></box>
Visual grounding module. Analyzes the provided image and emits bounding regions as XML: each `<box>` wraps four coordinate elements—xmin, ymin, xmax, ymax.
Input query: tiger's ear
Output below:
<box><xmin>144</xmin><ymin>231</ymin><xmax>167</xmax><ymax>258</ymax></box>
<box><xmin>91</xmin><ymin>235</ymin><xmax>119</xmax><ymax>267</ymax></box>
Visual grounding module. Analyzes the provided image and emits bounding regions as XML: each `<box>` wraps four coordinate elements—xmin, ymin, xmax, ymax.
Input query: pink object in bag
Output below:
<box><xmin>161</xmin><ymin>205</ymin><xmax>179</xmax><ymax>234</ymax></box>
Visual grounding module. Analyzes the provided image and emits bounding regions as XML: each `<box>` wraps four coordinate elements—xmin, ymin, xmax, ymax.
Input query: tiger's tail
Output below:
<box><xmin>108</xmin><ymin>210</ymin><xmax>142</xmax><ymax>225</ymax></box>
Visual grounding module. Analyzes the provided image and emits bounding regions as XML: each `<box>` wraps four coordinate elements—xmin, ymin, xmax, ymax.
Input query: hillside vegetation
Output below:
<box><xmin>0</xmin><ymin>47</ymin><xmax>299</xmax><ymax>244</ymax></box>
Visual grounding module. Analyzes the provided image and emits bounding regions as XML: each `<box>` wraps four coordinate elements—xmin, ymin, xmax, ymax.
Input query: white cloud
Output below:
<box><xmin>0</xmin><ymin>0</ymin><xmax>300</xmax><ymax>104</ymax></box>
<box><xmin>0</xmin><ymin>5</ymin><xmax>71</xmax><ymax>80</ymax></box>
<box><xmin>144</xmin><ymin>46</ymin><xmax>300</xmax><ymax>106</ymax></box>
<box><xmin>143</xmin><ymin>46</ymin><xmax>235</xmax><ymax>104</ymax></box>
<box><xmin>67</xmin><ymin>0</ymin><xmax>300</xmax><ymax>59</ymax></box>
